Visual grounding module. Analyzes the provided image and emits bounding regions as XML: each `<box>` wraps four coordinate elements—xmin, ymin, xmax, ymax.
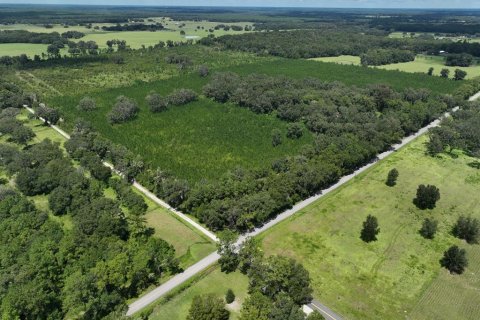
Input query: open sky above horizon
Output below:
<box><xmin>0</xmin><ymin>0</ymin><xmax>478</xmax><ymax>9</ymax></box>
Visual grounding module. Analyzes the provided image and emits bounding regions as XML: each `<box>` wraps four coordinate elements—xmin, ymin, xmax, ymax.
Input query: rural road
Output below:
<box><xmin>24</xmin><ymin>91</ymin><xmax>480</xmax><ymax>319</ymax></box>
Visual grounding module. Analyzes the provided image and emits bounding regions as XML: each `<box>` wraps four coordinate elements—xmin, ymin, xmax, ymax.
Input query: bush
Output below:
<box><xmin>413</xmin><ymin>184</ymin><xmax>440</xmax><ymax>209</ymax></box>
<box><xmin>385</xmin><ymin>168</ymin><xmax>399</xmax><ymax>187</ymax></box>
<box><xmin>187</xmin><ymin>294</ymin><xmax>229</xmax><ymax>320</ymax></box>
<box><xmin>286</xmin><ymin>123</ymin><xmax>303</xmax><ymax>139</ymax></box>
<box><xmin>76</xmin><ymin>96</ymin><xmax>96</xmax><ymax>111</ymax></box>
<box><xmin>146</xmin><ymin>92</ymin><xmax>168</xmax><ymax>113</ymax></box>
<box><xmin>167</xmin><ymin>89</ymin><xmax>197</xmax><ymax>106</ymax></box>
<box><xmin>454</xmin><ymin>69</ymin><xmax>467</xmax><ymax>81</ymax></box>
<box><xmin>445</xmin><ymin>53</ymin><xmax>474</xmax><ymax>67</ymax></box>
<box><xmin>452</xmin><ymin>216</ymin><xmax>480</xmax><ymax>244</ymax></box>
<box><xmin>9</xmin><ymin>125</ymin><xmax>35</xmax><ymax>145</ymax></box>
<box><xmin>225</xmin><ymin>289</ymin><xmax>235</xmax><ymax>304</ymax></box>
<box><xmin>419</xmin><ymin>217</ymin><xmax>438</xmax><ymax>239</ymax></box>
<box><xmin>271</xmin><ymin>129</ymin><xmax>282</xmax><ymax>147</ymax></box>
<box><xmin>440</xmin><ymin>68</ymin><xmax>450</xmax><ymax>78</ymax></box>
<box><xmin>440</xmin><ymin>245</ymin><xmax>468</xmax><ymax>274</ymax></box>
<box><xmin>107</xmin><ymin>96</ymin><xmax>139</xmax><ymax>124</ymax></box>
<box><xmin>199</xmin><ymin>65</ymin><xmax>209</xmax><ymax>77</ymax></box>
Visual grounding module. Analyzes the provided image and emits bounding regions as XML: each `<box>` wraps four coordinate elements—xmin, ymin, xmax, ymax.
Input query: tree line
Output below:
<box><xmin>360</xmin><ymin>48</ymin><xmax>415</xmax><ymax>66</ymax></box>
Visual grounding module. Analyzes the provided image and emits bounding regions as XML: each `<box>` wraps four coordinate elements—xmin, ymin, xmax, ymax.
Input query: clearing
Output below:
<box><xmin>258</xmin><ymin>135</ymin><xmax>480</xmax><ymax>319</ymax></box>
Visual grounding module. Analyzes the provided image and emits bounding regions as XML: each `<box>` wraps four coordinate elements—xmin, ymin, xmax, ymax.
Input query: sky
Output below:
<box><xmin>0</xmin><ymin>0</ymin><xmax>479</xmax><ymax>9</ymax></box>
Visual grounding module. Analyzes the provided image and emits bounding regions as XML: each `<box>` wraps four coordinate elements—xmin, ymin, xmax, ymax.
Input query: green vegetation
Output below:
<box><xmin>0</xmin><ymin>43</ymin><xmax>48</xmax><ymax>57</ymax></box>
<box><xmin>312</xmin><ymin>54</ymin><xmax>480</xmax><ymax>79</ymax></box>
<box><xmin>258</xmin><ymin>136</ymin><xmax>480</xmax><ymax>319</ymax></box>
<box><xmin>148</xmin><ymin>266</ymin><xmax>249</xmax><ymax>320</ymax></box>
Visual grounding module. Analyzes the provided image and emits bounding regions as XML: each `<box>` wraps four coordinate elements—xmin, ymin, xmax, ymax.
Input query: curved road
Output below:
<box><xmin>24</xmin><ymin>91</ymin><xmax>480</xmax><ymax>319</ymax></box>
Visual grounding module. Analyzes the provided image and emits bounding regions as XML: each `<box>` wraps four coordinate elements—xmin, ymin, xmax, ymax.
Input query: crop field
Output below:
<box><xmin>47</xmin><ymin>75</ymin><xmax>314</xmax><ymax>182</ymax></box>
<box><xmin>311</xmin><ymin>54</ymin><xmax>480</xmax><ymax>79</ymax></box>
<box><xmin>148</xmin><ymin>265</ymin><xmax>249</xmax><ymax>320</ymax></box>
<box><xmin>258</xmin><ymin>135</ymin><xmax>480</xmax><ymax>319</ymax></box>
<box><xmin>229</xmin><ymin>58</ymin><xmax>463</xmax><ymax>94</ymax></box>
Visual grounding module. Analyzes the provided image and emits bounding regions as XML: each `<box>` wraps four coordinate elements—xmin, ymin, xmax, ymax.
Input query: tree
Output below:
<box><xmin>360</xmin><ymin>215</ymin><xmax>379</xmax><ymax>242</ymax></box>
<box><xmin>239</xmin><ymin>291</ymin><xmax>272</xmax><ymax>320</ymax></box>
<box><xmin>225</xmin><ymin>289</ymin><xmax>235</xmax><ymax>304</ymax></box>
<box><xmin>238</xmin><ymin>236</ymin><xmax>263</xmax><ymax>274</ymax></box>
<box><xmin>454</xmin><ymin>69</ymin><xmax>467</xmax><ymax>81</ymax></box>
<box><xmin>9</xmin><ymin>125</ymin><xmax>35</xmax><ymax>145</ymax></box>
<box><xmin>385</xmin><ymin>168</ymin><xmax>399</xmax><ymax>187</ymax></box>
<box><xmin>46</xmin><ymin>44</ymin><xmax>60</xmax><ymax>58</ymax></box>
<box><xmin>187</xmin><ymin>294</ymin><xmax>229</xmax><ymax>320</ymax></box>
<box><xmin>36</xmin><ymin>105</ymin><xmax>60</xmax><ymax>125</ymax></box>
<box><xmin>286</xmin><ymin>123</ymin><xmax>303</xmax><ymax>139</ymax></box>
<box><xmin>427</xmin><ymin>67</ymin><xmax>434</xmax><ymax>76</ymax></box>
<box><xmin>440</xmin><ymin>68</ymin><xmax>450</xmax><ymax>78</ymax></box>
<box><xmin>414</xmin><ymin>184</ymin><xmax>440</xmax><ymax>210</ymax></box>
<box><xmin>419</xmin><ymin>217</ymin><xmax>438</xmax><ymax>239</ymax></box>
<box><xmin>307</xmin><ymin>311</ymin><xmax>326</xmax><ymax>320</ymax></box>
<box><xmin>48</xmin><ymin>187</ymin><xmax>72</xmax><ymax>215</ymax></box>
<box><xmin>77</xmin><ymin>96</ymin><xmax>97</xmax><ymax>111</ymax></box>
<box><xmin>217</xmin><ymin>230</ymin><xmax>239</xmax><ymax>273</ymax></box>
<box><xmin>269</xmin><ymin>294</ymin><xmax>305</xmax><ymax>320</ymax></box>
<box><xmin>271</xmin><ymin>129</ymin><xmax>282</xmax><ymax>147</ymax></box>
<box><xmin>452</xmin><ymin>216</ymin><xmax>480</xmax><ymax>244</ymax></box>
<box><xmin>145</xmin><ymin>92</ymin><xmax>168</xmax><ymax>113</ymax></box>
<box><xmin>440</xmin><ymin>245</ymin><xmax>468</xmax><ymax>274</ymax></box>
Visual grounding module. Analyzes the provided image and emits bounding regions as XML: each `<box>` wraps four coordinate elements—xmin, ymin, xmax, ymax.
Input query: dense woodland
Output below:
<box><xmin>360</xmin><ymin>49</ymin><xmax>415</xmax><ymax>66</ymax></box>
<box><xmin>0</xmin><ymin>80</ymin><xmax>179</xmax><ymax>319</ymax></box>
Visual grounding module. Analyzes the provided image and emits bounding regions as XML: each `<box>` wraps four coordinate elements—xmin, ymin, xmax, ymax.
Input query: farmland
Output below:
<box><xmin>258</xmin><ymin>135</ymin><xmax>480</xmax><ymax>319</ymax></box>
<box><xmin>311</xmin><ymin>54</ymin><xmax>480</xmax><ymax>79</ymax></box>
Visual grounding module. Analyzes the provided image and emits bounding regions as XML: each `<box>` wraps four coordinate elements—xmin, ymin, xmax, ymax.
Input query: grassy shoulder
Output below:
<box><xmin>258</xmin><ymin>135</ymin><xmax>480</xmax><ymax>319</ymax></box>
<box><xmin>311</xmin><ymin>54</ymin><xmax>480</xmax><ymax>79</ymax></box>
<box><xmin>147</xmin><ymin>265</ymin><xmax>249</xmax><ymax>320</ymax></box>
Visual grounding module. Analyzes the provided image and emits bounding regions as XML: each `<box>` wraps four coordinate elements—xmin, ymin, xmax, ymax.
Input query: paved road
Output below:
<box><xmin>308</xmin><ymin>300</ymin><xmax>343</xmax><ymax>320</ymax></box>
<box><xmin>25</xmin><ymin>91</ymin><xmax>480</xmax><ymax>318</ymax></box>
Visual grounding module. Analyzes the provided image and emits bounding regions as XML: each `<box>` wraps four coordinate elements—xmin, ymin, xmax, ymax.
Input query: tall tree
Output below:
<box><xmin>187</xmin><ymin>294</ymin><xmax>229</xmax><ymax>320</ymax></box>
<box><xmin>419</xmin><ymin>217</ymin><xmax>438</xmax><ymax>239</ymax></box>
<box><xmin>360</xmin><ymin>215</ymin><xmax>380</xmax><ymax>242</ymax></box>
<box><xmin>440</xmin><ymin>245</ymin><xmax>468</xmax><ymax>274</ymax></box>
<box><xmin>217</xmin><ymin>230</ymin><xmax>239</xmax><ymax>273</ymax></box>
<box><xmin>452</xmin><ymin>216</ymin><xmax>480</xmax><ymax>244</ymax></box>
<box><xmin>414</xmin><ymin>184</ymin><xmax>440</xmax><ymax>209</ymax></box>
<box><xmin>385</xmin><ymin>168</ymin><xmax>399</xmax><ymax>187</ymax></box>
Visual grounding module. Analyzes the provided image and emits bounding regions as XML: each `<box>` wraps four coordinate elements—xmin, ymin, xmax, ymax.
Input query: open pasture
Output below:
<box><xmin>0</xmin><ymin>43</ymin><xmax>48</xmax><ymax>57</ymax></box>
<box><xmin>258</xmin><ymin>136</ymin><xmax>480</xmax><ymax>319</ymax></box>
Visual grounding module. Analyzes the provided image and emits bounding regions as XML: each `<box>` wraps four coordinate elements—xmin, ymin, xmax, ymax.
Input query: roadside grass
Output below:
<box><xmin>228</xmin><ymin>58</ymin><xmax>462</xmax><ymax>94</ymax></box>
<box><xmin>311</xmin><ymin>54</ymin><xmax>480</xmax><ymax>80</ymax></box>
<box><xmin>0</xmin><ymin>43</ymin><xmax>49</xmax><ymax>57</ymax></box>
<box><xmin>258</xmin><ymin>135</ymin><xmax>480</xmax><ymax>319</ymax></box>
<box><xmin>147</xmin><ymin>265</ymin><xmax>249</xmax><ymax>320</ymax></box>
<box><xmin>47</xmin><ymin>74</ymin><xmax>314</xmax><ymax>182</ymax></box>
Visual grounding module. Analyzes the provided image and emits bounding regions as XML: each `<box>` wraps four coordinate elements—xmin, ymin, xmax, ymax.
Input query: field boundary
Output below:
<box><xmin>23</xmin><ymin>104</ymin><xmax>219</xmax><ymax>244</ymax></box>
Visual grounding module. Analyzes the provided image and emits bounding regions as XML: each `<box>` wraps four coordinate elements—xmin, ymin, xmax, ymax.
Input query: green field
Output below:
<box><xmin>0</xmin><ymin>43</ymin><xmax>49</xmax><ymax>57</ymax></box>
<box><xmin>258</xmin><ymin>135</ymin><xmax>480</xmax><ymax>319</ymax></box>
<box><xmin>47</xmin><ymin>75</ymin><xmax>314</xmax><ymax>182</ymax></box>
<box><xmin>148</xmin><ymin>266</ymin><xmax>249</xmax><ymax>320</ymax></box>
<box><xmin>311</xmin><ymin>54</ymin><xmax>480</xmax><ymax>79</ymax></box>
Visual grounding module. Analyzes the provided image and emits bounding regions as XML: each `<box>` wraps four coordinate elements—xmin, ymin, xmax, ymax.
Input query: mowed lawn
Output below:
<box><xmin>258</xmin><ymin>135</ymin><xmax>480</xmax><ymax>319</ymax></box>
<box><xmin>148</xmin><ymin>266</ymin><xmax>249</xmax><ymax>320</ymax></box>
<box><xmin>311</xmin><ymin>54</ymin><xmax>480</xmax><ymax>79</ymax></box>
<box><xmin>48</xmin><ymin>75</ymin><xmax>314</xmax><ymax>182</ymax></box>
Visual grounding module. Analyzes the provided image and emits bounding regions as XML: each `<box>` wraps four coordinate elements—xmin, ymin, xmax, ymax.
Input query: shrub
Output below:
<box><xmin>414</xmin><ymin>184</ymin><xmax>440</xmax><ymax>209</ymax></box>
<box><xmin>385</xmin><ymin>168</ymin><xmax>399</xmax><ymax>187</ymax></box>
<box><xmin>419</xmin><ymin>217</ymin><xmax>438</xmax><ymax>239</ymax></box>
<box><xmin>225</xmin><ymin>289</ymin><xmax>235</xmax><ymax>304</ymax></box>
<box><xmin>440</xmin><ymin>245</ymin><xmax>468</xmax><ymax>274</ymax></box>
<box><xmin>271</xmin><ymin>129</ymin><xmax>282</xmax><ymax>147</ymax></box>
<box><xmin>454</xmin><ymin>69</ymin><xmax>467</xmax><ymax>81</ymax></box>
<box><xmin>440</xmin><ymin>68</ymin><xmax>450</xmax><ymax>78</ymax></box>
<box><xmin>452</xmin><ymin>216</ymin><xmax>480</xmax><ymax>244</ymax></box>
<box><xmin>286</xmin><ymin>123</ymin><xmax>303</xmax><ymax>139</ymax></box>
<box><xmin>167</xmin><ymin>89</ymin><xmax>197</xmax><ymax>106</ymax></box>
<box><xmin>187</xmin><ymin>294</ymin><xmax>229</xmax><ymax>320</ymax></box>
<box><xmin>199</xmin><ymin>65</ymin><xmax>209</xmax><ymax>77</ymax></box>
<box><xmin>146</xmin><ymin>92</ymin><xmax>168</xmax><ymax>113</ymax></box>
<box><xmin>9</xmin><ymin>125</ymin><xmax>35</xmax><ymax>145</ymax></box>
<box><xmin>76</xmin><ymin>96</ymin><xmax>97</xmax><ymax>111</ymax></box>
<box><xmin>107</xmin><ymin>96</ymin><xmax>139</xmax><ymax>124</ymax></box>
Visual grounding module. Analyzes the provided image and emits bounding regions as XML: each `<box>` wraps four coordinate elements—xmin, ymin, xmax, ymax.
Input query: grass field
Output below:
<box><xmin>148</xmin><ymin>265</ymin><xmax>249</xmax><ymax>320</ymax></box>
<box><xmin>389</xmin><ymin>32</ymin><xmax>480</xmax><ymax>43</ymax></box>
<box><xmin>0</xmin><ymin>43</ymin><xmax>49</xmax><ymax>57</ymax></box>
<box><xmin>0</xmin><ymin>19</ymin><xmax>253</xmax><ymax>54</ymax></box>
<box><xmin>47</xmin><ymin>74</ymin><xmax>314</xmax><ymax>182</ymax></box>
<box><xmin>258</xmin><ymin>135</ymin><xmax>480</xmax><ymax>319</ymax></box>
<box><xmin>311</xmin><ymin>54</ymin><xmax>480</xmax><ymax>79</ymax></box>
